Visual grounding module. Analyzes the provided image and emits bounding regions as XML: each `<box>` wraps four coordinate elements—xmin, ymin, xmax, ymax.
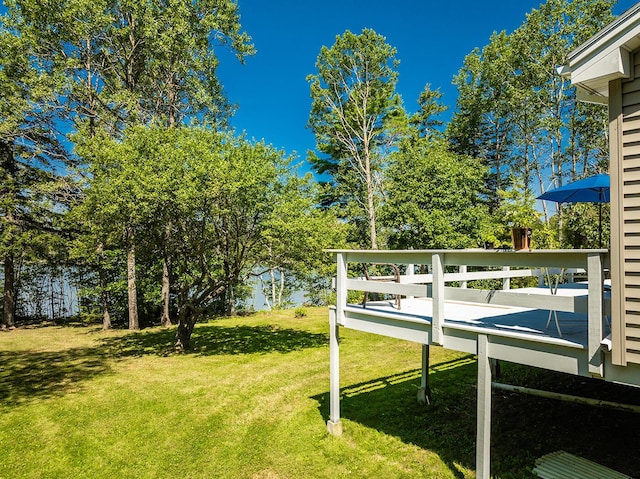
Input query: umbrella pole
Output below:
<box><xmin>599</xmin><ymin>202</ymin><xmax>602</xmax><ymax>248</ymax></box>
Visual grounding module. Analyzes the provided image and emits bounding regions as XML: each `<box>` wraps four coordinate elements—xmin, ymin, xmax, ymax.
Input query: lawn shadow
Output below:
<box><xmin>98</xmin><ymin>323</ymin><xmax>329</xmax><ymax>357</ymax></box>
<box><xmin>313</xmin><ymin>357</ymin><xmax>640</xmax><ymax>478</ymax></box>
<box><xmin>0</xmin><ymin>346</ymin><xmax>112</xmax><ymax>407</ymax></box>
<box><xmin>1</xmin><ymin>322</ymin><xmax>328</xmax><ymax>409</ymax></box>
<box><xmin>314</xmin><ymin>355</ymin><xmax>478</xmax><ymax>478</ymax></box>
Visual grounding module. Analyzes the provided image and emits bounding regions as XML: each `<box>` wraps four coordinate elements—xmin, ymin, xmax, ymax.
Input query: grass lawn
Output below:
<box><xmin>2</xmin><ymin>307</ymin><xmax>640</xmax><ymax>478</ymax></box>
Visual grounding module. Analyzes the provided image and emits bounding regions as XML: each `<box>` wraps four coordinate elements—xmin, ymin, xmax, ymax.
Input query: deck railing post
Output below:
<box><xmin>432</xmin><ymin>253</ymin><xmax>445</xmax><ymax>345</ymax></box>
<box><xmin>407</xmin><ymin>263</ymin><xmax>415</xmax><ymax>299</ymax></box>
<box><xmin>460</xmin><ymin>264</ymin><xmax>468</xmax><ymax>289</ymax></box>
<box><xmin>587</xmin><ymin>252</ymin><xmax>604</xmax><ymax>377</ymax></box>
<box><xmin>502</xmin><ymin>266</ymin><xmax>510</xmax><ymax>290</ymax></box>
<box><xmin>327</xmin><ymin>307</ymin><xmax>342</xmax><ymax>435</ymax></box>
<box><xmin>336</xmin><ymin>253</ymin><xmax>347</xmax><ymax>323</ymax></box>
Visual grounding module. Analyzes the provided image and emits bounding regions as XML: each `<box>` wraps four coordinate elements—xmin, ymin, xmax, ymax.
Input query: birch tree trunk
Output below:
<box><xmin>127</xmin><ymin>234</ymin><xmax>139</xmax><ymax>330</ymax></box>
<box><xmin>160</xmin><ymin>257</ymin><xmax>171</xmax><ymax>326</ymax></box>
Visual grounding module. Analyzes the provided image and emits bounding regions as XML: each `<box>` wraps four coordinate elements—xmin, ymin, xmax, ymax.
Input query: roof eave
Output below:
<box><xmin>563</xmin><ymin>4</ymin><xmax>640</xmax><ymax>101</ymax></box>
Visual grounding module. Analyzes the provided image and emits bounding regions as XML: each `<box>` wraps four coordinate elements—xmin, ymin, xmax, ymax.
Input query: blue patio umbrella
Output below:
<box><xmin>537</xmin><ymin>173</ymin><xmax>610</xmax><ymax>247</ymax></box>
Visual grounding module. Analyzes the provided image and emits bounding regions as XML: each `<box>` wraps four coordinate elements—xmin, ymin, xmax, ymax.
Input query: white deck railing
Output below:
<box><xmin>329</xmin><ymin>249</ymin><xmax>610</xmax><ymax>376</ymax></box>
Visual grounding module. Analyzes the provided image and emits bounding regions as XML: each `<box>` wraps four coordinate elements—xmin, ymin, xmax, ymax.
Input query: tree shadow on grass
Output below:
<box><xmin>191</xmin><ymin>324</ymin><xmax>329</xmax><ymax>355</ymax></box>
<box><xmin>2</xmin><ymin>323</ymin><xmax>328</xmax><ymax>408</ymax></box>
<box><xmin>0</xmin><ymin>346</ymin><xmax>112</xmax><ymax>407</ymax></box>
<box><xmin>98</xmin><ymin>323</ymin><xmax>329</xmax><ymax>358</ymax></box>
<box><xmin>314</xmin><ymin>357</ymin><xmax>640</xmax><ymax>478</ymax></box>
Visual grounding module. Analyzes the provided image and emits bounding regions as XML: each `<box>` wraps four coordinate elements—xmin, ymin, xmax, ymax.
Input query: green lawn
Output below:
<box><xmin>1</xmin><ymin>308</ymin><xmax>640</xmax><ymax>478</ymax></box>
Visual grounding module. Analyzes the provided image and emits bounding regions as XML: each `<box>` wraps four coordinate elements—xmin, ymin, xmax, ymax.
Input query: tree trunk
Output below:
<box><xmin>96</xmin><ymin>242</ymin><xmax>112</xmax><ymax>329</ymax></box>
<box><xmin>278</xmin><ymin>269</ymin><xmax>285</xmax><ymax>308</ymax></box>
<box><xmin>229</xmin><ymin>286</ymin><xmax>237</xmax><ymax>316</ymax></box>
<box><xmin>175</xmin><ymin>322</ymin><xmax>193</xmax><ymax>349</ymax></box>
<box><xmin>175</xmin><ymin>311</ymin><xmax>195</xmax><ymax>350</ymax></box>
<box><xmin>99</xmin><ymin>268</ymin><xmax>111</xmax><ymax>330</ymax></box>
<box><xmin>127</xmin><ymin>238</ymin><xmax>139</xmax><ymax>330</ymax></box>
<box><xmin>270</xmin><ymin>267</ymin><xmax>277</xmax><ymax>309</ymax></box>
<box><xmin>365</xmin><ymin>157</ymin><xmax>378</xmax><ymax>249</ymax></box>
<box><xmin>160</xmin><ymin>257</ymin><xmax>171</xmax><ymax>326</ymax></box>
<box><xmin>160</xmin><ymin>223</ymin><xmax>172</xmax><ymax>326</ymax></box>
<box><xmin>3</xmin><ymin>253</ymin><xmax>15</xmax><ymax>329</ymax></box>
<box><xmin>1</xmin><ymin>141</ymin><xmax>16</xmax><ymax>329</ymax></box>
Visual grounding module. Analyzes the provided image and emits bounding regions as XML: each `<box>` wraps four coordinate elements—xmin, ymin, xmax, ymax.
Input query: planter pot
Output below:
<box><xmin>511</xmin><ymin>227</ymin><xmax>532</xmax><ymax>250</ymax></box>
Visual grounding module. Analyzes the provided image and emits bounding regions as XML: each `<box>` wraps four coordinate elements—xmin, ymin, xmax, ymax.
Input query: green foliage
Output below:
<box><xmin>0</xmin><ymin>7</ymin><xmax>72</xmax><ymax>327</ymax></box>
<box><xmin>382</xmin><ymin>139</ymin><xmax>491</xmax><ymax>249</ymax></box>
<box><xmin>259</xmin><ymin>173</ymin><xmax>347</xmax><ymax>309</ymax></box>
<box><xmin>532</xmin><ymin>221</ymin><xmax>560</xmax><ymax>250</ymax></box>
<box><xmin>448</xmin><ymin>0</ymin><xmax>615</xmax><ymax>233</ymax></box>
<box><xmin>562</xmin><ymin>202</ymin><xmax>610</xmax><ymax>248</ymax></box>
<box><xmin>71</xmin><ymin>124</ymin><xmax>347</xmax><ymax>345</ymax></box>
<box><xmin>307</xmin><ymin>28</ymin><xmax>405</xmax><ymax>248</ymax></box>
<box><xmin>1</xmin><ymin>0</ymin><xmax>256</xmax><ymax>329</ymax></box>
<box><xmin>293</xmin><ymin>306</ymin><xmax>307</xmax><ymax>318</ymax></box>
<box><xmin>409</xmin><ymin>84</ymin><xmax>448</xmax><ymax>140</ymax></box>
<box><xmin>6</xmin><ymin>0</ymin><xmax>255</xmax><ymax>131</ymax></box>
<box><xmin>497</xmin><ymin>178</ymin><xmax>541</xmax><ymax>229</ymax></box>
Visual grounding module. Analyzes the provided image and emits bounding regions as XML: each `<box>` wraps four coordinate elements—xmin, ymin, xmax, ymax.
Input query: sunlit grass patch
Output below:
<box><xmin>1</xmin><ymin>307</ymin><xmax>640</xmax><ymax>478</ymax></box>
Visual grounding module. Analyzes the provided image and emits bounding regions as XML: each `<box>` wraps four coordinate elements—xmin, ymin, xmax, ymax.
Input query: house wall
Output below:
<box><xmin>610</xmin><ymin>49</ymin><xmax>640</xmax><ymax>365</ymax></box>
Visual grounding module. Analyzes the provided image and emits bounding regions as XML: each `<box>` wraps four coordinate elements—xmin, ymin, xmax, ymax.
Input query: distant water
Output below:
<box><xmin>245</xmin><ymin>279</ymin><xmax>306</xmax><ymax>311</ymax></box>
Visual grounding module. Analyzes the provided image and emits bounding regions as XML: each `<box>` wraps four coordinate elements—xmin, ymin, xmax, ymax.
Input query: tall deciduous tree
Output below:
<box><xmin>77</xmin><ymin>125</ymin><xmax>331</xmax><ymax>348</ymax></box>
<box><xmin>307</xmin><ymin>28</ymin><xmax>405</xmax><ymax>249</ymax></box>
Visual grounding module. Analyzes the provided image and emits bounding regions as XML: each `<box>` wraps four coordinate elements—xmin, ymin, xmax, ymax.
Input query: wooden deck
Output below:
<box><xmin>325</xmin><ymin>248</ymin><xmax>640</xmax><ymax>479</ymax></box>
<box><xmin>331</xmin><ymin>249</ymin><xmax>613</xmax><ymax>376</ymax></box>
<box><xmin>351</xmin><ymin>294</ymin><xmax>595</xmax><ymax>346</ymax></box>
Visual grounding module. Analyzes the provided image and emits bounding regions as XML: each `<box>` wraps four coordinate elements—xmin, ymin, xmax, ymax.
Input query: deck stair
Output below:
<box><xmin>533</xmin><ymin>451</ymin><xmax>632</xmax><ymax>479</ymax></box>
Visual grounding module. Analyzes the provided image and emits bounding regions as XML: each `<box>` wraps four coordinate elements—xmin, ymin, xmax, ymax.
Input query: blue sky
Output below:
<box><xmin>217</xmin><ymin>0</ymin><xmax>638</xmax><ymax>166</ymax></box>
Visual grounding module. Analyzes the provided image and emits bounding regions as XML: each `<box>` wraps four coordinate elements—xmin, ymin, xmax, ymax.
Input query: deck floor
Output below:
<box><xmin>352</xmin><ymin>294</ymin><xmax>604</xmax><ymax>348</ymax></box>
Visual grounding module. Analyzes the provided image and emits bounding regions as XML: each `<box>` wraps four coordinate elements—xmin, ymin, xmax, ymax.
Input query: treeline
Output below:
<box><xmin>0</xmin><ymin>0</ymin><xmax>345</xmax><ymax>348</ymax></box>
<box><xmin>308</xmin><ymin>0</ymin><xmax>615</xmax><ymax>253</ymax></box>
<box><xmin>0</xmin><ymin>0</ymin><xmax>617</xmax><ymax>346</ymax></box>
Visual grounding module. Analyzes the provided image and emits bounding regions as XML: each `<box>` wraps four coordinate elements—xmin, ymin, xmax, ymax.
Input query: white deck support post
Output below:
<box><xmin>327</xmin><ymin>307</ymin><xmax>343</xmax><ymax>435</ymax></box>
<box><xmin>587</xmin><ymin>252</ymin><xmax>604</xmax><ymax>377</ymax></box>
<box><xmin>418</xmin><ymin>344</ymin><xmax>431</xmax><ymax>405</ymax></box>
<box><xmin>431</xmin><ymin>253</ymin><xmax>445</xmax><ymax>345</ymax></box>
<box><xmin>459</xmin><ymin>264</ymin><xmax>468</xmax><ymax>289</ymax></box>
<box><xmin>476</xmin><ymin>334</ymin><xmax>492</xmax><ymax>479</ymax></box>
<box><xmin>328</xmin><ymin>253</ymin><xmax>346</xmax><ymax>435</ymax></box>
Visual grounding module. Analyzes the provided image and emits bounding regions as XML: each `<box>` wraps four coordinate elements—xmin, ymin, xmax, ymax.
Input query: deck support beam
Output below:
<box><xmin>476</xmin><ymin>334</ymin><xmax>492</xmax><ymax>479</ymax></box>
<box><xmin>417</xmin><ymin>344</ymin><xmax>431</xmax><ymax>405</ymax></box>
<box><xmin>327</xmin><ymin>307</ymin><xmax>342</xmax><ymax>435</ymax></box>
